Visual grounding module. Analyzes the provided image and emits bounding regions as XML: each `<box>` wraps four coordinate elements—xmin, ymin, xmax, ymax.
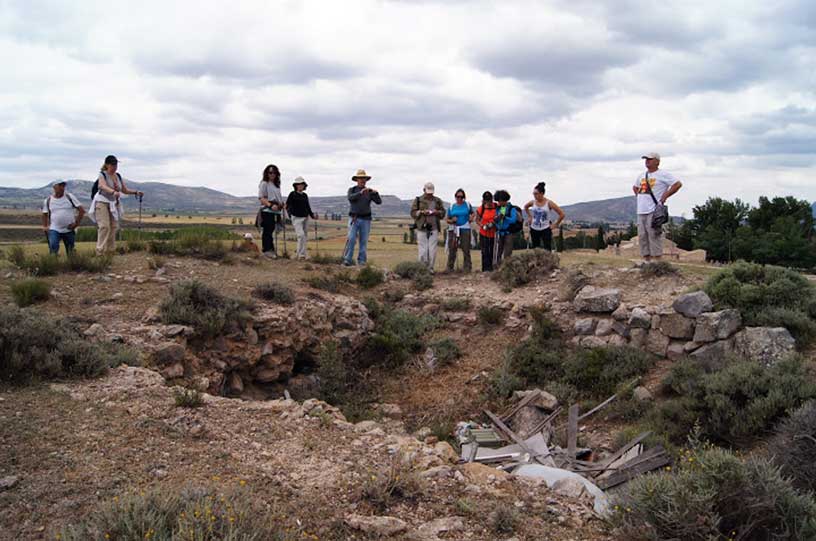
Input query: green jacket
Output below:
<box><xmin>410</xmin><ymin>195</ymin><xmax>446</xmax><ymax>232</ymax></box>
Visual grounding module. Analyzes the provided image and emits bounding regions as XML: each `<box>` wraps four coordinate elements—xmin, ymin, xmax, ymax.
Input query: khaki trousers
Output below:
<box><xmin>417</xmin><ymin>229</ymin><xmax>439</xmax><ymax>271</ymax></box>
<box><xmin>292</xmin><ymin>216</ymin><xmax>309</xmax><ymax>259</ymax></box>
<box><xmin>95</xmin><ymin>201</ymin><xmax>116</xmax><ymax>255</ymax></box>
<box><xmin>637</xmin><ymin>212</ymin><xmax>663</xmax><ymax>257</ymax></box>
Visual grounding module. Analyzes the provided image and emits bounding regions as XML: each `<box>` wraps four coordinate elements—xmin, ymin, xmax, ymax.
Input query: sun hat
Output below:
<box><xmin>351</xmin><ymin>169</ymin><xmax>371</xmax><ymax>180</ymax></box>
<box><xmin>423</xmin><ymin>182</ymin><xmax>435</xmax><ymax>194</ymax></box>
<box><xmin>641</xmin><ymin>152</ymin><xmax>661</xmax><ymax>160</ymax></box>
<box><xmin>53</xmin><ymin>180</ymin><xmax>67</xmax><ymax>186</ymax></box>
<box><xmin>292</xmin><ymin>176</ymin><xmax>308</xmax><ymax>188</ymax></box>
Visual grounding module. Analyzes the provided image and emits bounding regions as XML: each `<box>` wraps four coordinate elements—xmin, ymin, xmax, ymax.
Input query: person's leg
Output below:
<box><xmin>261</xmin><ymin>213</ymin><xmax>275</xmax><ymax>254</ymax></box>
<box><xmin>462</xmin><ymin>230</ymin><xmax>472</xmax><ymax>272</ymax></box>
<box><xmin>293</xmin><ymin>217</ymin><xmax>307</xmax><ymax>258</ymax></box>
<box><xmin>107</xmin><ymin>214</ymin><xmax>117</xmax><ymax>253</ymax></box>
<box><xmin>495</xmin><ymin>235</ymin><xmax>505</xmax><ymax>267</ymax></box>
<box><xmin>357</xmin><ymin>218</ymin><xmax>371</xmax><ymax>264</ymax></box>
<box><xmin>417</xmin><ymin>229</ymin><xmax>428</xmax><ymax>266</ymax></box>
<box><xmin>530</xmin><ymin>228</ymin><xmax>542</xmax><ymax>249</ymax></box>
<box><xmin>503</xmin><ymin>234</ymin><xmax>514</xmax><ymax>260</ymax></box>
<box><xmin>481</xmin><ymin>235</ymin><xmax>493</xmax><ymax>271</ymax></box>
<box><xmin>637</xmin><ymin>214</ymin><xmax>650</xmax><ymax>260</ymax></box>
<box><xmin>542</xmin><ymin>228</ymin><xmax>553</xmax><ymax>251</ymax></box>
<box><xmin>647</xmin><ymin>212</ymin><xmax>663</xmax><ymax>260</ymax></box>
<box><xmin>95</xmin><ymin>202</ymin><xmax>111</xmax><ymax>255</ymax></box>
<box><xmin>446</xmin><ymin>231</ymin><xmax>456</xmax><ymax>271</ymax></box>
<box><xmin>428</xmin><ymin>229</ymin><xmax>439</xmax><ymax>271</ymax></box>
<box><xmin>342</xmin><ymin>218</ymin><xmax>358</xmax><ymax>264</ymax></box>
<box><xmin>47</xmin><ymin>230</ymin><xmax>60</xmax><ymax>255</ymax></box>
<box><xmin>62</xmin><ymin>231</ymin><xmax>76</xmax><ymax>254</ymax></box>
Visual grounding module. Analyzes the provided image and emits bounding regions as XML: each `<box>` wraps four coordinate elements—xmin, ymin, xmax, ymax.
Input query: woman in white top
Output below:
<box><xmin>90</xmin><ymin>155</ymin><xmax>144</xmax><ymax>255</ymax></box>
<box><xmin>523</xmin><ymin>181</ymin><xmax>565</xmax><ymax>251</ymax></box>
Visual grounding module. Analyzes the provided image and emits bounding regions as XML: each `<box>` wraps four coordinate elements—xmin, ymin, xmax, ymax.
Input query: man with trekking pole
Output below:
<box><xmin>410</xmin><ymin>182</ymin><xmax>446</xmax><ymax>274</ymax></box>
<box><xmin>342</xmin><ymin>169</ymin><xmax>381</xmax><ymax>266</ymax></box>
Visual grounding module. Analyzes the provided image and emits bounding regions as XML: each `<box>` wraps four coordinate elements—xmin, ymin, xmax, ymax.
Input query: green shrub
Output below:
<box><xmin>7</xmin><ymin>249</ymin><xmax>111</xmax><ymax>275</ymax></box>
<box><xmin>653</xmin><ymin>356</ymin><xmax>816</xmax><ymax>445</ymax></box>
<box><xmin>394</xmin><ymin>261</ymin><xmax>429</xmax><ymax>279</ymax></box>
<box><xmin>486</xmin><ymin>359</ymin><xmax>524</xmax><ymax>400</ymax></box>
<box><xmin>23</xmin><ymin>253</ymin><xmax>61</xmax><ymax>276</ymax></box>
<box><xmin>252</xmin><ymin>282</ymin><xmax>294</xmax><ymax>304</ymax></box>
<box><xmin>355</xmin><ymin>265</ymin><xmax>384</xmax><ymax>289</ymax></box>
<box><xmin>562</xmin><ymin>346</ymin><xmax>655</xmax><ymax>398</ymax></box>
<box><xmin>528</xmin><ymin>304</ymin><xmax>560</xmax><ymax>342</ymax></box>
<box><xmin>382</xmin><ymin>288</ymin><xmax>406</xmax><ymax>303</ymax></box>
<box><xmin>173</xmin><ymin>387</ymin><xmax>203</xmax><ymax>407</ymax></box>
<box><xmin>429</xmin><ymin>338</ymin><xmax>461</xmax><ymax>366</ymax></box>
<box><xmin>316</xmin><ymin>342</ymin><xmax>348</xmax><ymax>405</ymax></box>
<box><xmin>488</xmin><ymin>504</ymin><xmax>519</xmax><ymax>535</ymax></box>
<box><xmin>612</xmin><ymin>445</ymin><xmax>816</xmax><ymax>540</ymax></box>
<box><xmin>359</xmin><ymin>453</ymin><xmax>425</xmax><ymax>511</ymax></box>
<box><xmin>305</xmin><ymin>275</ymin><xmax>343</xmax><ymax>293</ymax></box>
<box><xmin>413</xmin><ymin>272</ymin><xmax>433</xmax><ymax>291</ymax></box>
<box><xmin>639</xmin><ymin>260</ymin><xmax>679</xmax><ymax>277</ymax></box>
<box><xmin>752</xmin><ymin>307</ymin><xmax>816</xmax><ymax>347</ymax></box>
<box><xmin>6</xmin><ymin>245</ymin><xmax>26</xmax><ymax>267</ymax></box>
<box><xmin>125</xmin><ymin>238</ymin><xmax>146</xmax><ymax>252</ymax></box>
<box><xmin>359</xmin><ymin>308</ymin><xmax>438</xmax><ymax>369</ymax></box>
<box><xmin>441</xmin><ymin>297</ymin><xmax>471</xmax><ymax>311</ymax></box>
<box><xmin>0</xmin><ymin>307</ymin><xmax>124</xmax><ymax>383</ymax></box>
<box><xmin>768</xmin><ymin>401</ymin><xmax>816</xmax><ymax>494</ymax></box>
<box><xmin>148</xmin><ymin>239</ymin><xmax>178</xmax><ymax>255</ymax></box>
<box><xmin>362</xmin><ymin>296</ymin><xmax>384</xmax><ymax>319</ymax></box>
<box><xmin>58</xmin><ymin>485</ymin><xmax>289</xmax><ymax>541</ymax></box>
<box><xmin>507</xmin><ymin>339</ymin><xmax>565</xmax><ymax>384</ymax></box>
<box><xmin>10</xmin><ymin>279</ymin><xmax>51</xmax><ymax>307</ymax></box>
<box><xmin>310</xmin><ymin>253</ymin><xmax>344</xmax><ymax>265</ymax></box>
<box><xmin>477</xmin><ymin>305</ymin><xmax>505</xmax><ymax>325</ymax></box>
<box><xmin>492</xmin><ymin>249</ymin><xmax>559</xmax><ymax>289</ymax></box>
<box><xmin>160</xmin><ymin>280</ymin><xmax>252</xmax><ymax>338</ymax></box>
<box><xmin>63</xmin><ymin>251</ymin><xmax>112</xmax><ymax>273</ymax></box>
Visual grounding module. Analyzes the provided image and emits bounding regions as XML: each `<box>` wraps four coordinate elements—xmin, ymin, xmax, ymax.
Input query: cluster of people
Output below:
<box><xmin>42</xmin><ymin>153</ymin><xmax>682</xmax><ymax>265</ymax></box>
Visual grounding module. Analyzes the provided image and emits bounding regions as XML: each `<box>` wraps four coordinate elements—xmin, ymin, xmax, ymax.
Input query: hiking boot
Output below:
<box><xmin>263</xmin><ymin>251</ymin><xmax>277</xmax><ymax>259</ymax></box>
<box><xmin>342</xmin><ymin>260</ymin><xmax>353</xmax><ymax>267</ymax></box>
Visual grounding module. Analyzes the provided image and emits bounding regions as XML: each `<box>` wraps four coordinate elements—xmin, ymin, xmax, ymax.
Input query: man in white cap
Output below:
<box><xmin>410</xmin><ymin>182</ymin><xmax>446</xmax><ymax>272</ymax></box>
<box><xmin>633</xmin><ymin>152</ymin><xmax>683</xmax><ymax>261</ymax></box>
<box><xmin>343</xmin><ymin>169</ymin><xmax>381</xmax><ymax>266</ymax></box>
<box><xmin>42</xmin><ymin>180</ymin><xmax>85</xmax><ymax>255</ymax></box>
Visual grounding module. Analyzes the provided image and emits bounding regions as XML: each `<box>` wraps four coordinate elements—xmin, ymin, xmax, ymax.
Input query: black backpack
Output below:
<box><xmin>506</xmin><ymin>205</ymin><xmax>524</xmax><ymax>234</ymax></box>
<box><xmin>92</xmin><ymin>172</ymin><xmax>122</xmax><ymax>199</ymax></box>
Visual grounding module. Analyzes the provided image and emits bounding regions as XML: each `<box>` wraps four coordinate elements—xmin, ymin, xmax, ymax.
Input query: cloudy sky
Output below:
<box><xmin>1</xmin><ymin>0</ymin><xmax>815</xmax><ymax>215</ymax></box>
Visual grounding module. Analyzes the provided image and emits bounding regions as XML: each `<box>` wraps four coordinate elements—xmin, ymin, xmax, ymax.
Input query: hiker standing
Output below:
<box><xmin>89</xmin><ymin>155</ymin><xmax>144</xmax><ymax>255</ymax></box>
<box><xmin>410</xmin><ymin>182</ymin><xmax>446</xmax><ymax>273</ymax></box>
<box><xmin>492</xmin><ymin>190</ymin><xmax>521</xmax><ymax>267</ymax></box>
<box><xmin>445</xmin><ymin>188</ymin><xmax>474</xmax><ymax>273</ymax></box>
<box><xmin>343</xmin><ymin>169</ymin><xmax>381</xmax><ymax>266</ymax></box>
<box><xmin>258</xmin><ymin>164</ymin><xmax>286</xmax><ymax>258</ymax></box>
<box><xmin>475</xmin><ymin>191</ymin><xmax>498</xmax><ymax>272</ymax></box>
<box><xmin>633</xmin><ymin>152</ymin><xmax>682</xmax><ymax>261</ymax></box>
<box><xmin>42</xmin><ymin>181</ymin><xmax>85</xmax><ymax>255</ymax></box>
<box><xmin>523</xmin><ymin>181</ymin><xmax>565</xmax><ymax>251</ymax></box>
<box><xmin>286</xmin><ymin>176</ymin><xmax>318</xmax><ymax>260</ymax></box>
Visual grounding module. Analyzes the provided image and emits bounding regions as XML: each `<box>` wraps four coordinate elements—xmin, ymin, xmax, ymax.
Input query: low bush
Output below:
<box><xmin>477</xmin><ymin>305</ymin><xmax>504</xmax><ymax>325</ymax></box>
<box><xmin>160</xmin><ymin>280</ymin><xmax>252</xmax><ymax>338</ymax></box>
<box><xmin>429</xmin><ymin>337</ymin><xmax>461</xmax><ymax>366</ymax></box>
<box><xmin>359</xmin><ymin>453</ymin><xmax>425</xmax><ymax>511</ymax></box>
<box><xmin>6</xmin><ymin>249</ymin><xmax>111</xmax><ymax>276</ymax></box>
<box><xmin>413</xmin><ymin>272</ymin><xmax>433</xmax><ymax>291</ymax></box>
<box><xmin>441</xmin><ymin>297</ymin><xmax>471</xmax><ymax>311</ymax></box>
<box><xmin>125</xmin><ymin>238</ymin><xmax>146</xmax><ymax>252</ymax></box>
<box><xmin>355</xmin><ymin>265</ymin><xmax>384</xmax><ymax>289</ymax></box>
<box><xmin>316</xmin><ymin>342</ymin><xmax>348</xmax><ymax>405</ymax></box>
<box><xmin>362</xmin><ymin>296</ymin><xmax>384</xmax><ymax>319</ymax></box>
<box><xmin>752</xmin><ymin>307</ymin><xmax>816</xmax><ymax>347</ymax></box>
<box><xmin>562</xmin><ymin>346</ymin><xmax>655</xmax><ymax>398</ymax></box>
<box><xmin>382</xmin><ymin>288</ymin><xmax>406</xmax><ymax>303</ymax></box>
<box><xmin>6</xmin><ymin>245</ymin><xmax>26</xmax><ymax>267</ymax></box>
<box><xmin>507</xmin><ymin>339</ymin><xmax>565</xmax><ymax>384</ymax></box>
<box><xmin>0</xmin><ymin>307</ymin><xmax>124</xmax><ymax>383</ymax></box>
<box><xmin>394</xmin><ymin>261</ymin><xmax>429</xmax><ymax>279</ymax></box>
<box><xmin>305</xmin><ymin>275</ymin><xmax>344</xmax><ymax>293</ymax></box>
<box><xmin>639</xmin><ymin>260</ymin><xmax>679</xmax><ymax>277</ymax></box>
<box><xmin>174</xmin><ymin>387</ymin><xmax>203</xmax><ymax>407</ymax></box>
<box><xmin>252</xmin><ymin>282</ymin><xmax>295</xmax><ymax>305</ymax></box>
<box><xmin>359</xmin><ymin>307</ymin><xmax>439</xmax><ymax>369</ymax></box>
<box><xmin>488</xmin><ymin>504</ymin><xmax>519</xmax><ymax>535</ymax></box>
<box><xmin>486</xmin><ymin>359</ymin><xmax>524</xmax><ymax>400</ymax></box>
<box><xmin>492</xmin><ymin>249</ymin><xmax>559</xmax><ymax>290</ymax></box>
<box><xmin>310</xmin><ymin>253</ymin><xmax>344</xmax><ymax>265</ymax></box>
<box><xmin>557</xmin><ymin>268</ymin><xmax>589</xmax><ymax>301</ymax></box>
<box><xmin>768</xmin><ymin>400</ymin><xmax>816</xmax><ymax>494</ymax></box>
<box><xmin>10</xmin><ymin>278</ymin><xmax>51</xmax><ymax>307</ymax></box>
<box><xmin>146</xmin><ymin>255</ymin><xmax>166</xmax><ymax>271</ymax></box>
<box><xmin>63</xmin><ymin>251</ymin><xmax>112</xmax><ymax>273</ymax></box>
<box><xmin>58</xmin><ymin>484</ymin><xmax>289</xmax><ymax>541</ymax></box>
<box><xmin>612</xmin><ymin>444</ymin><xmax>816</xmax><ymax>540</ymax></box>
<box><xmin>653</xmin><ymin>356</ymin><xmax>816</xmax><ymax>445</ymax></box>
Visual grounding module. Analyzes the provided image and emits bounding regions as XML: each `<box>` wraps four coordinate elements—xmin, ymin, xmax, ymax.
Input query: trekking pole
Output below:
<box><xmin>282</xmin><ymin>219</ymin><xmax>289</xmax><ymax>258</ymax></box>
<box><xmin>314</xmin><ymin>219</ymin><xmax>319</xmax><ymax>254</ymax></box>
<box><xmin>137</xmin><ymin>193</ymin><xmax>143</xmax><ymax>241</ymax></box>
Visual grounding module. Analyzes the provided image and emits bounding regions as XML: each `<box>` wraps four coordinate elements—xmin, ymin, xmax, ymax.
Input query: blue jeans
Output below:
<box><xmin>342</xmin><ymin>217</ymin><xmax>371</xmax><ymax>265</ymax></box>
<box><xmin>47</xmin><ymin>230</ymin><xmax>76</xmax><ymax>255</ymax></box>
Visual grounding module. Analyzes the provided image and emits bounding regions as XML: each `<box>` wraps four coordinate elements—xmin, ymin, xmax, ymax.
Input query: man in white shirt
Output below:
<box><xmin>632</xmin><ymin>152</ymin><xmax>682</xmax><ymax>261</ymax></box>
<box><xmin>42</xmin><ymin>181</ymin><xmax>85</xmax><ymax>255</ymax></box>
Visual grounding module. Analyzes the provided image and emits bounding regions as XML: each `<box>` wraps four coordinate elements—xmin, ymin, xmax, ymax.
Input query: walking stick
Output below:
<box><xmin>282</xmin><ymin>218</ymin><xmax>289</xmax><ymax>258</ymax></box>
<box><xmin>342</xmin><ymin>216</ymin><xmax>357</xmax><ymax>262</ymax></box>
<box><xmin>314</xmin><ymin>219</ymin><xmax>318</xmax><ymax>254</ymax></box>
<box><xmin>137</xmin><ymin>193</ymin><xmax>143</xmax><ymax>241</ymax></box>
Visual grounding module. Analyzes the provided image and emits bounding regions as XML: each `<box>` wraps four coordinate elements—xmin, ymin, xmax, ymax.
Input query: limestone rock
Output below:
<box><xmin>161</xmin><ymin>362</ymin><xmax>184</xmax><ymax>379</ymax></box>
<box><xmin>734</xmin><ymin>327</ymin><xmax>796</xmax><ymax>366</ymax></box>
<box><xmin>659</xmin><ymin>313</ymin><xmax>696</xmax><ymax>340</ymax></box>
<box><xmin>153</xmin><ymin>343</ymin><xmax>186</xmax><ymax>365</ymax></box>
<box><xmin>574</xmin><ymin>318</ymin><xmax>596</xmax><ymax>335</ymax></box>
<box><xmin>227</xmin><ymin>373</ymin><xmax>244</xmax><ymax>394</ymax></box>
<box><xmin>434</xmin><ymin>442</ymin><xmax>459</xmax><ymax>464</ymax></box>
<box><xmin>611</xmin><ymin>303</ymin><xmax>629</xmax><ymax>321</ymax></box>
<box><xmin>630</xmin><ymin>328</ymin><xmax>648</xmax><ymax>349</ymax></box>
<box><xmin>579</xmin><ymin>336</ymin><xmax>608</xmax><ymax>348</ymax></box>
<box><xmin>0</xmin><ymin>475</ymin><xmax>19</xmax><ymax>491</ymax></box>
<box><xmin>419</xmin><ymin>465</ymin><xmax>453</xmax><ymax>479</ymax></box>
<box><xmin>633</xmin><ymin>386</ymin><xmax>653</xmax><ymax>401</ymax></box>
<box><xmin>461</xmin><ymin>462</ymin><xmax>509</xmax><ymax>484</ymax></box>
<box><xmin>608</xmin><ymin>334</ymin><xmax>627</xmax><ymax>347</ymax></box>
<box><xmin>693</xmin><ymin>310</ymin><xmax>742</xmax><ymax>343</ymax></box>
<box><xmin>573</xmin><ymin>286</ymin><xmax>622</xmax><ymax>313</ymax></box>
<box><xmin>413</xmin><ymin>517</ymin><xmax>465</xmax><ymax>540</ymax></box>
<box><xmin>611</xmin><ymin>321</ymin><xmax>630</xmax><ymax>338</ymax></box>
<box><xmin>672</xmin><ymin>291</ymin><xmax>713</xmax><ymax>318</ymax></box>
<box><xmin>512</xmin><ymin>389</ymin><xmax>559</xmax><ymax>411</ymax></box>
<box><xmin>345</xmin><ymin>514</ymin><xmax>409</xmax><ymax>536</ymax></box>
<box><xmin>595</xmin><ymin>319</ymin><xmax>614</xmax><ymax>336</ymax></box>
<box><xmin>666</xmin><ymin>341</ymin><xmax>686</xmax><ymax>361</ymax></box>
<box><xmin>84</xmin><ymin>323</ymin><xmax>104</xmax><ymax>337</ymax></box>
<box><xmin>684</xmin><ymin>341</ymin><xmax>703</xmax><ymax>352</ymax></box>
<box><xmin>691</xmin><ymin>339</ymin><xmax>734</xmax><ymax>362</ymax></box>
<box><xmin>551</xmin><ymin>477</ymin><xmax>587</xmax><ymax>499</ymax></box>
<box><xmin>646</xmin><ymin>330</ymin><xmax>670</xmax><ymax>357</ymax></box>
<box><xmin>628</xmin><ymin>307</ymin><xmax>651</xmax><ymax>329</ymax></box>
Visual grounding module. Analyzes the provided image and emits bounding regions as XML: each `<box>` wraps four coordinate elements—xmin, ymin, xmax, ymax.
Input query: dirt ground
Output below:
<box><xmin>0</xmin><ymin>244</ymin><xmax>716</xmax><ymax>540</ymax></box>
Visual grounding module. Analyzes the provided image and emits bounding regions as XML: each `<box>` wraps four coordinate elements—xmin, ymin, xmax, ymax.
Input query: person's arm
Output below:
<box><xmin>524</xmin><ymin>200</ymin><xmax>534</xmax><ymax>222</ymax></box>
<box><xmin>549</xmin><ymin>201</ymin><xmax>565</xmax><ymax>228</ymax></box>
<box><xmin>434</xmin><ymin>198</ymin><xmax>446</xmax><ymax>218</ymax></box>
<box><xmin>305</xmin><ymin>195</ymin><xmax>317</xmax><ymax>219</ymax></box>
<box><xmin>285</xmin><ymin>192</ymin><xmax>294</xmax><ymax>211</ymax></box>
<box><xmin>120</xmin><ymin>178</ymin><xmax>143</xmax><ymax>197</ymax></box>
<box><xmin>41</xmin><ymin>201</ymin><xmax>49</xmax><ymax>231</ymax></box>
<box><xmin>259</xmin><ymin>182</ymin><xmax>271</xmax><ymax>207</ymax></box>
<box><xmin>370</xmin><ymin>190</ymin><xmax>382</xmax><ymax>205</ymax></box>
<box><xmin>98</xmin><ymin>174</ymin><xmax>116</xmax><ymax>196</ymax></box>
<box><xmin>348</xmin><ymin>187</ymin><xmax>361</xmax><ymax>202</ymax></box>
<box><xmin>410</xmin><ymin>197</ymin><xmax>420</xmax><ymax>220</ymax></box>
<box><xmin>74</xmin><ymin>205</ymin><xmax>86</xmax><ymax>227</ymax></box>
<box><xmin>660</xmin><ymin>181</ymin><xmax>682</xmax><ymax>204</ymax></box>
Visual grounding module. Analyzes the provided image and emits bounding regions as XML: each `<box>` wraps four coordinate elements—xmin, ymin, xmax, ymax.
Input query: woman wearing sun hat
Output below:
<box><xmin>286</xmin><ymin>176</ymin><xmax>318</xmax><ymax>260</ymax></box>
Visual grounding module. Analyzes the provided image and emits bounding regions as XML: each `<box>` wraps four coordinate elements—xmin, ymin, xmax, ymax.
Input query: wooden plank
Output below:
<box><xmin>500</xmin><ymin>390</ymin><xmax>542</xmax><ymax>423</ymax></box>
<box><xmin>577</xmin><ymin>394</ymin><xmax>617</xmax><ymax>422</ymax></box>
<box><xmin>528</xmin><ymin>406</ymin><xmax>562</xmax><ymax>436</ymax></box>
<box><xmin>484</xmin><ymin>409</ymin><xmax>556</xmax><ymax>467</ymax></box>
<box><xmin>590</xmin><ymin>431</ymin><xmax>652</xmax><ymax>479</ymax></box>
<box><xmin>597</xmin><ymin>451</ymin><xmax>671</xmax><ymax>490</ymax></box>
<box><xmin>567</xmin><ymin>404</ymin><xmax>579</xmax><ymax>459</ymax></box>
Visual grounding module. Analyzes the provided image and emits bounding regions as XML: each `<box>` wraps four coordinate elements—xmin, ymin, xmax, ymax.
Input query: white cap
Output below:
<box><xmin>641</xmin><ymin>152</ymin><xmax>661</xmax><ymax>161</ymax></box>
<box><xmin>423</xmin><ymin>182</ymin><xmax>435</xmax><ymax>194</ymax></box>
<box><xmin>243</xmin><ymin>233</ymin><xmax>253</xmax><ymax>240</ymax></box>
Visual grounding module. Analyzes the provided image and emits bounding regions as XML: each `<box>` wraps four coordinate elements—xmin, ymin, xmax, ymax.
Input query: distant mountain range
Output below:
<box><xmin>1</xmin><ymin>180</ymin><xmax>653</xmax><ymax>224</ymax></box>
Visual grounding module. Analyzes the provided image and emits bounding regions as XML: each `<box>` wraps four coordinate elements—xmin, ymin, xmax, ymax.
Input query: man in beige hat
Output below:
<box><xmin>410</xmin><ymin>182</ymin><xmax>446</xmax><ymax>273</ymax></box>
<box><xmin>633</xmin><ymin>152</ymin><xmax>682</xmax><ymax>261</ymax></box>
<box><xmin>343</xmin><ymin>169</ymin><xmax>381</xmax><ymax>266</ymax></box>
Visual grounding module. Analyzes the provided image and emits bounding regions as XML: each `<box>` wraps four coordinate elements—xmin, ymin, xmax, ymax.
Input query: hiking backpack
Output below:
<box><xmin>91</xmin><ymin>172</ymin><xmax>122</xmax><ymax>199</ymax></box>
<box><xmin>506</xmin><ymin>205</ymin><xmax>524</xmax><ymax>234</ymax></box>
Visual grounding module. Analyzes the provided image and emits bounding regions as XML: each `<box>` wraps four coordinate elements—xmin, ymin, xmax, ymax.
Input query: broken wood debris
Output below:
<box><xmin>456</xmin><ymin>390</ymin><xmax>672</xmax><ymax>495</ymax></box>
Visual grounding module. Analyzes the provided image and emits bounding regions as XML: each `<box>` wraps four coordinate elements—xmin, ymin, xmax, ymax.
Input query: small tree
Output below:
<box><xmin>238</xmin><ymin>217</ymin><xmax>244</xmax><ymax>225</ymax></box>
<box><xmin>595</xmin><ymin>225</ymin><xmax>606</xmax><ymax>252</ymax></box>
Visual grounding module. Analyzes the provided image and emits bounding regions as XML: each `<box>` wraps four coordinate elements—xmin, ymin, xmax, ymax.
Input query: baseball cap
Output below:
<box><xmin>53</xmin><ymin>180</ymin><xmax>67</xmax><ymax>186</ymax></box>
<box><xmin>423</xmin><ymin>182</ymin><xmax>435</xmax><ymax>194</ymax></box>
<box><xmin>641</xmin><ymin>152</ymin><xmax>661</xmax><ymax>160</ymax></box>
<box><xmin>104</xmin><ymin>155</ymin><xmax>118</xmax><ymax>165</ymax></box>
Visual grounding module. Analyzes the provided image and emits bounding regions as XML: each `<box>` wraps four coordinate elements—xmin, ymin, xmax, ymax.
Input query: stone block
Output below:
<box><xmin>612</xmin><ymin>321</ymin><xmax>630</xmax><ymax>337</ymax></box>
<box><xmin>629</xmin><ymin>328</ymin><xmax>647</xmax><ymax>349</ymax></box>
<box><xmin>693</xmin><ymin>309</ymin><xmax>742</xmax><ymax>343</ymax></box>
<box><xmin>628</xmin><ymin>307</ymin><xmax>651</xmax><ymax>329</ymax></box>
<box><xmin>672</xmin><ymin>291</ymin><xmax>714</xmax><ymax>317</ymax></box>
<box><xmin>646</xmin><ymin>330</ymin><xmax>670</xmax><ymax>357</ymax></box>
<box><xmin>666</xmin><ymin>341</ymin><xmax>686</xmax><ymax>360</ymax></box>
<box><xmin>612</xmin><ymin>304</ymin><xmax>629</xmax><ymax>321</ymax></box>
<box><xmin>573</xmin><ymin>286</ymin><xmax>622</xmax><ymax>313</ymax></box>
<box><xmin>574</xmin><ymin>318</ymin><xmax>597</xmax><ymax>335</ymax></box>
<box><xmin>690</xmin><ymin>338</ymin><xmax>734</xmax><ymax>363</ymax></box>
<box><xmin>659</xmin><ymin>313</ymin><xmax>696</xmax><ymax>339</ymax></box>
<box><xmin>595</xmin><ymin>319</ymin><xmax>614</xmax><ymax>336</ymax></box>
<box><xmin>733</xmin><ymin>327</ymin><xmax>796</xmax><ymax>366</ymax></box>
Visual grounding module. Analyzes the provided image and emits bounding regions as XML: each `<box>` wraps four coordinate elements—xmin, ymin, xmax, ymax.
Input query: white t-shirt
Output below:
<box><xmin>634</xmin><ymin>170</ymin><xmax>679</xmax><ymax>215</ymax></box>
<box><xmin>529</xmin><ymin>201</ymin><xmax>551</xmax><ymax>231</ymax></box>
<box><xmin>42</xmin><ymin>193</ymin><xmax>81</xmax><ymax>233</ymax></box>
